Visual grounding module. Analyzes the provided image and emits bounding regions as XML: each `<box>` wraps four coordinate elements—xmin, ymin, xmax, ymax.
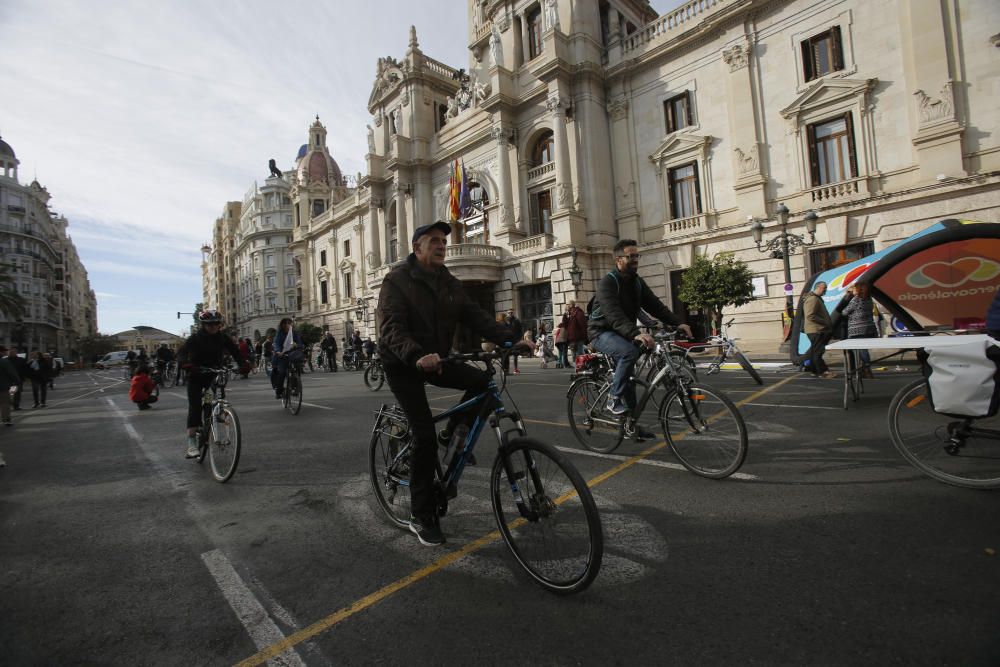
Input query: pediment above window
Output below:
<box><xmin>649</xmin><ymin>134</ymin><xmax>712</xmax><ymax>173</ymax></box>
<box><xmin>316</xmin><ymin>267</ymin><xmax>330</xmax><ymax>281</ymax></box>
<box><xmin>339</xmin><ymin>258</ymin><xmax>355</xmax><ymax>272</ymax></box>
<box><xmin>780</xmin><ymin>78</ymin><xmax>877</xmax><ymax>123</ymax></box>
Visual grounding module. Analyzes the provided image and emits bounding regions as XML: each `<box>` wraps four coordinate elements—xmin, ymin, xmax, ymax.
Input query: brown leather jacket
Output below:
<box><xmin>376</xmin><ymin>254</ymin><xmax>512</xmax><ymax>368</ymax></box>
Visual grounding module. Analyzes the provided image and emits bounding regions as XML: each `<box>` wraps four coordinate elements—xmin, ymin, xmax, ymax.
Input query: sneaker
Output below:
<box><xmin>275</xmin><ymin>390</ymin><xmax>283</xmax><ymax>399</ymax></box>
<box><xmin>185</xmin><ymin>437</ymin><xmax>200</xmax><ymax>459</ymax></box>
<box><xmin>138</xmin><ymin>403</ymin><xmax>151</xmax><ymax>411</ymax></box>
<box><xmin>631</xmin><ymin>424</ymin><xmax>657</xmax><ymax>441</ymax></box>
<box><xmin>409</xmin><ymin>516</ymin><xmax>445</xmax><ymax>546</ymax></box>
<box><xmin>606</xmin><ymin>396</ymin><xmax>628</xmax><ymax>415</ymax></box>
<box><xmin>821</xmin><ymin>371</ymin><xmax>838</xmax><ymax>379</ymax></box>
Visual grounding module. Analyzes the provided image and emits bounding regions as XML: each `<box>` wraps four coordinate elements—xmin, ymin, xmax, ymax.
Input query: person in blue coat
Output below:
<box><xmin>271</xmin><ymin>318</ymin><xmax>304</xmax><ymax>399</ymax></box>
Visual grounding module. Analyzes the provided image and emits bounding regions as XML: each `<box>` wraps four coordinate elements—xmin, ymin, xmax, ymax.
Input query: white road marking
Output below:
<box><xmin>300</xmin><ymin>402</ymin><xmax>334</xmax><ymax>411</ymax></box>
<box><xmin>743</xmin><ymin>402</ymin><xmax>842</xmax><ymax>410</ymax></box>
<box><xmin>201</xmin><ymin>550</ymin><xmax>305</xmax><ymax>667</ymax></box>
<box><xmin>555</xmin><ymin>445</ymin><xmax>759</xmax><ymax>480</ymax></box>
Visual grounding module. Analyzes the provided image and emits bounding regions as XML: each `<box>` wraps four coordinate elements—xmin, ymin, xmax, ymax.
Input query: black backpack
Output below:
<box><xmin>588</xmin><ymin>272</ymin><xmax>644</xmax><ymax>321</ymax></box>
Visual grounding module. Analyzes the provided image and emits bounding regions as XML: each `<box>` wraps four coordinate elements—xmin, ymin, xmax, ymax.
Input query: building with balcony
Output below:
<box><xmin>0</xmin><ymin>135</ymin><xmax>97</xmax><ymax>356</ymax></box>
<box><xmin>209</xmin><ymin>0</ymin><xmax>1000</xmax><ymax>350</ymax></box>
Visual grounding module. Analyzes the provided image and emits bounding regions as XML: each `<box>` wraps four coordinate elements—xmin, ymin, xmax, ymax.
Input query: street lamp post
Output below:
<box><xmin>749</xmin><ymin>203</ymin><xmax>820</xmax><ymax>322</ymax></box>
<box><xmin>568</xmin><ymin>247</ymin><xmax>583</xmax><ymax>290</ymax></box>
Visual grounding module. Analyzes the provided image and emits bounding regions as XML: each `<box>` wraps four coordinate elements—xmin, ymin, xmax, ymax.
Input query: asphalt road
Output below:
<box><xmin>1</xmin><ymin>361</ymin><xmax>998</xmax><ymax>666</ymax></box>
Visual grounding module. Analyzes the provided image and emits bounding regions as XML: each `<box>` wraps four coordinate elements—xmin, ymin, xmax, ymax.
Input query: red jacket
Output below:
<box><xmin>129</xmin><ymin>374</ymin><xmax>156</xmax><ymax>402</ymax></box>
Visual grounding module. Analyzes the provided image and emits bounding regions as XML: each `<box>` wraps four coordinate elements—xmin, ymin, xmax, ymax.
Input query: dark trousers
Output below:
<box><xmin>11</xmin><ymin>382</ymin><xmax>22</xmax><ymax>409</ymax></box>
<box><xmin>324</xmin><ymin>349</ymin><xmax>337</xmax><ymax>371</ymax></box>
<box><xmin>384</xmin><ymin>362</ymin><xmax>490</xmax><ymax>521</ymax></box>
<box><xmin>271</xmin><ymin>356</ymin><xmax>288</xmax><ymax>391</ymax></box>
<box><xmin>31</xmin><ymin>379</ymin><xmax>47</xmax><ymax>406</ymax></box>
<box><xmin>806</xmin><ymin>333</ymin><xmax>830</xmax><ymax>375</ymax></box>
<box><xmin>136</xmin><ymin>395</ymin><xmax>159</xmax><ymax>409</ymax></box>
<box><xmin>186</xmin><ymin>376</ymin><xmax>212</xmax><ymax>428</ymax></box>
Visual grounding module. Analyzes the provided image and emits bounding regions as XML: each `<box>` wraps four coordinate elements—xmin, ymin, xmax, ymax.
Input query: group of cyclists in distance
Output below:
<box><xmin>123</xmin><ymin>220</ymin><xmax>688</xmax><ymax>548</ymax></box>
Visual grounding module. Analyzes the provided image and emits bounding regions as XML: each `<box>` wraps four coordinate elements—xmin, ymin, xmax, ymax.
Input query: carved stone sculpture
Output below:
<box><xmin>268</xmin><ymin>159</ymin><xmax>282</xmax><ymax>178</ymax></box>
<box><xmin>913</xmin><ymin>82</ymin><xmax>954</xmax><ymax>125</ymax></box>
<box><xmin>734</xmin><ymin>144</ymin><xmax>759</xmax><ymax>176</ymax></box>
<box><xmin>490</xmin><ymin>23</ymin><xmax>504</xmax><ymax>69</ymax></box>
<box><xmin>366</xmin><ymin>125</ymin><xmax>375</xmax><ymax>154</ymax></box>
<box><xmin>544</xmin><ymin>0</ymin><xmax>560</xmax><ymax>32</ymax></box>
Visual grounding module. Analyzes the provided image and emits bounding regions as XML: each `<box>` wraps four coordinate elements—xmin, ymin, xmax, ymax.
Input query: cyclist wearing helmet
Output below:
<box><xmin>176</xmin><ymin>310</ymin><xmax>244</xmax><ymax>459</ymax></box>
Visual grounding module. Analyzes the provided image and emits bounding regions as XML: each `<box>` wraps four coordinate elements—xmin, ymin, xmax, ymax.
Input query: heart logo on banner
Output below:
<box><xmin>906</xmin><ymin>257</ymin><xmax>999</xmax><ymax>288</ymax></box>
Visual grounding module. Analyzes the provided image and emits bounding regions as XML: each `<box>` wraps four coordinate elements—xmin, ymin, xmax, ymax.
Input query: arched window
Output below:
<box><xmin>532</xmin><ymin>130</ymin><xmax>554</xmax><ymax>166</ymax></box>
<box><xmin>461</xmin><ymin>182</ymin><xmax>490</xmax><ymax>244</ymax></box>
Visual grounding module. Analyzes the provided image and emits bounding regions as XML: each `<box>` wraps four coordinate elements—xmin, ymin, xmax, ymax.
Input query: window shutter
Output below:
<box><xmin>693</xmin><ymin>163</ymin><xmax>703</xmax><ymax>215</ymax></box>
<box><xmin>831</xmin><ymin>26</ymin><xmax>844</xmax><ymax>71</ymax></box>
<box><xmin>529</xmin><ymin>192</ymin><xmax>540</xmax><ymax>235</ymax></box>
<box><xmin>807</xmin><ymin>124</ymin><xmax>820</xmax><ymax>187</ymax></box>
<box><xmin>844</xmin><ymin>112</ymin><xmax>859</xmax><ymax>177</ymax></box>
<box><xmin>801</xmin><ymin>39</ymin><xmax>814</xmax><ymax>82</ymax></box>
<box><xmin>685</xmin><ymin>92</ymin><xmax>694</xmax><ymax>126</ymax></box>
<box><xmin>667</xmin><ymin>170</ymin><xmax>677</xmax><ymax>219</ymax></box>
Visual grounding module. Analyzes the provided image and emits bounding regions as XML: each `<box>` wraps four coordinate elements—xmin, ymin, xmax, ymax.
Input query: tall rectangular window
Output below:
<box><xmin>343</xmin><ymin>272</ymin><xmax>353</xmax><ymax>299</ymax></box>
<box><xmin>527</xmin><ymin>6</ymin><xmax>543</xmax><ymax>59</ymax></box>
<box><xmin>265</xmin><ymin>275</ymin><xmax>276</xmax><ymax>288</ymax></box>
<box><xmin>807</xmin><ymin>114</ymin><xmax>857</xmax><ymax>186</ymax></box>
<box><xmin>387</xmin><ymin>223</ymin><xmax>398</xmax><ymax>263</ymax></box>
<box><xmin>801</xmin><ymin>26</ymin><xmax>844</xmax><ymax>82</ymax></box>
<box><xmin>667</xmin><ymin>162</ymin><xmax>702</xmax><ymax>219</ymax></box>
<box><xmin>320</xmin><ymin>250</ymin><xmax>327</xmax><ymax>266</ymax></box>
<box><xmin>663</xmin><ymin>92</ymin><xmax>693</xmax><ymax>134</ymax></box>
<box><xmin>528</xmin><ymin>190</ymin><xmax>552</xmax><ymax>236</ymax></box>
<box><xmin>343</xmin><ymin>239</ymin><xmax>351</xmax><ymax>257</ymax></box>
<box><xmin>320</xmin><ymin>280</ymin><xmax>328</xmax><ymax>305</ymax></box>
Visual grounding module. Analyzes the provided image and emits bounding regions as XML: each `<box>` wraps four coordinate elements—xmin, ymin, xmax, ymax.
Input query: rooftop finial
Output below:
<box><xmin>409</xmin><ymin>25</ymin><xmax>418</xmax><ymax>49</ymax></box>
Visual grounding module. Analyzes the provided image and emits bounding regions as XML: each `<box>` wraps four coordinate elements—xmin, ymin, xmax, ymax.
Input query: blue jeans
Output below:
<box><xmin>591</xmin><ymin>331</ymin><xmax>641</xmax><ymax>408</ymax></box>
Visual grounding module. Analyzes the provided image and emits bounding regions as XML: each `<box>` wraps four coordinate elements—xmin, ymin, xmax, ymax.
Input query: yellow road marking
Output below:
<box><xmin>235</xmin><ymin>373</ymin><xmax>797</xmax><ymax>666</ymax></box>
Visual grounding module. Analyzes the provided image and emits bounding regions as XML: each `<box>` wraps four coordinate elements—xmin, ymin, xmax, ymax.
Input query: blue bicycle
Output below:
<box><xmin>368</xmin><ymin>348</ymin><xmax>603</xmax><ymax>594</ymax></box>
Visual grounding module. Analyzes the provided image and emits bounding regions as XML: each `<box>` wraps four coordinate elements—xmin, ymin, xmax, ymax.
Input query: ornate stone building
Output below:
<box><xmin>0</xmin><ymin>135</ymin><xmax>97</xmax><ymax>356</ymax></box>
<box><xmin>207</xmin><ymin>0</ymin><xmax>1000</xmax><ymax>350</ymax></box>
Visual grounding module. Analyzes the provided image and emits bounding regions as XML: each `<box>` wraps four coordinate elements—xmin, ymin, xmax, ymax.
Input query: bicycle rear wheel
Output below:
<box><xmin>491</xmin><ymin>437</ymin><xmax>603</xmax><ymax>594</ymax></box>
<box><xmin>659</xmin><ymin>383</ymin><xmax>748</xmax><ymax>479</ymax></box>
<box><xmin>364</xmin><ymin>363</ymin><xmax>385</xmax><ymax>391</ymax></box>
<box><xmin>566</xmin><ymin>378</ymin><xmax>624</xmax><ymax>453</ymax></box>
<box><xmin>285</xmin><ymin>370</ymin><xmax>302</xmax><ymax>415</ymax></box>
<box><xmin>734</xmin><ymin>351</ymin><xmax>763</xmax><ymax>385</ymax></box>
<box><xmin>888</xmin><ymin>379</ymin><xmax>1000</xmax><ymax>489</ymax></box>
<box><xmin>208</xmin><ymin>406</ymin><xmax>241</xmax><ymax>483</ymax></box>
<box><xmin>368</xmin><ymin>417</ymin><xmax>413</xmax><ymax>528</ymax></box>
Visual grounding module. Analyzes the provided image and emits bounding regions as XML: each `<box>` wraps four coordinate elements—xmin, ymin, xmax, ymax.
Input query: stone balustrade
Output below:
<box><xmin>511</xmin><ymin>233</ymin><xmax>554</xmax><ymax>254</ymax></box>
<box><xmin>423</xmin><ymin>55</ymin><xmax>459</xmax><ymax>79</ymax></box>
<box><xmin>623</xmin><ymin>0</ymin><xmax>727</xmax><ymax>55</ymax></box>
<box><xmin>809</xmin><ymin>177</ymin><xmax>864</xmax><ymax>203</ymax></box>
<box><xmin>526</xmin><ymin>162</ymin><xmax>555</xmax><ymax>183</ymax></box>
<box><xmin>445</xmin><ymin>243</ymin><xmax>502</xmax><ymax>260</ymax></box>
<box><xmin>666</xmin><ymin>213</ymin><xmax>706</xmax><ymax>235</ymax></box>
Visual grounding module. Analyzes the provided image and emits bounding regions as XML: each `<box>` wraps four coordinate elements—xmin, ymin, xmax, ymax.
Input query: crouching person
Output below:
<box><xmin>129</xmin><ymin>364</ymin><xmax>158</xmax><ymax>411</ymax></box>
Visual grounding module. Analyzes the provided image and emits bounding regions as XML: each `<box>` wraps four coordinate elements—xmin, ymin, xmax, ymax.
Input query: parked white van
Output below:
<box><xmin>95</xmin><ymin>351</ymin><xmax>131</xmax><ymax>369</ymax></box>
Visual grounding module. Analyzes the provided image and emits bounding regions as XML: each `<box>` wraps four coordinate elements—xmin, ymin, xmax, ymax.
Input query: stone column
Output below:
<box><xmin>722</xmin><ymin>36</ymin><xmax>767</xmax><ymax>221</ymax></box>
<box><xmin>492</xmin><ymin>125</ymin><xmax>516</xmax><ymax>229</ymax></box>
<box><xmin>396</xmin><ymin>183</ymin><xmax>410</xmax><ymax>257</ymax></box>
<box><xmin>547</xmin><ymin>94</ymin><xmax>574</xmax><ymax>213</ymax></box>
<box><xmin>366</xmin><ymin>200</ymin><xmax>381</xmax><ymax>270</ymax></box>
<box><xmin>517</xmin><ymin>157</ymin><xmax>531</xmax><ymax>235</ymax></box>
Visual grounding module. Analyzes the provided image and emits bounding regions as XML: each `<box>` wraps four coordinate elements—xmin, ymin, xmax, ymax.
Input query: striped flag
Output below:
<box><xmin>447</xmin><ymin>159</ymin><xmax>461</xmax><ymax>221</ymax></box>
<box><xmin>458</xmin><ymin>159</ymin><xmax>470</xmax><ymax>217</ymax></box>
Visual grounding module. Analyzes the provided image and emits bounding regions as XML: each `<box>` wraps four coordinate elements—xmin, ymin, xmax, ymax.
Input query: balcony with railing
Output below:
<box><xmin>526</xmin><ymin>162</ymin><xmax>555</xmax><ymax>184</ymax></box>
<box><xmin>444</xmin><ymin>243</ymin><xmax>503</xmax><ymax>281</ymax></box>
<box><xmin>511</xmin><ymin>233</ymin><xmax>555</xmax><ymax>255</ymax></box>
<box><xmin>665</xmin><ymin>213</ymin><xmax>707</xmax><ymax>236</ymax></box>
<box><xmin>612</xmin><ymin>0</ymin><xmax>732</xmax><ymax>65</ymax></box>
<box><xmin>807</xmin><ymin>176</ymin><xmax>867</xmax><ymax>204</ymax></box>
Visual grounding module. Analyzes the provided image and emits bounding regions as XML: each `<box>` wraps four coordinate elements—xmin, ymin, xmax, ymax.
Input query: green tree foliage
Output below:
<box><xmin>296</xmin><ymin>322</ymin><xmax>323</xmax><ymax>346</ymax></box>
<box><xmin>0</xmin><ymin>264</ymin><xmax>26</xmax><ymax>319</ymax></box>
<box><xmin>678</xmin><ymin>253</ymin><xmax>755</xmax><ymax>334</ymax></box>
<box><xmin>192</xmin><ymin>303</ymin><xmax>204</xmax><ymax>326</ymax></box>
<box><xmin>78</xmin><ymin>334</ymin><xmax>118</xmax><ymax>363</ymax></box>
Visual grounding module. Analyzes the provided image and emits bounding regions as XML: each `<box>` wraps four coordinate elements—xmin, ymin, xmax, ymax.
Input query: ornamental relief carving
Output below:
<box><xmin>721</xmin><ymin>40</ymin><xmax>750</xmax><ymax>72</ymax></box>
<box><xmin>913</xmin><ymin>81</ymin><xmax>954</xmax><ymax>125</ymax></box>
<box><xmin>607</xmin><ymin>97</ymin><xmax>629</xmax><ymax>121</ymax></box>
<box><xmin>545</xmin><ymin>96</ymin><xmax>569</xmax><ymax>114</ymax></box>
<box><xmin>734</xmin><ymin>144</ymin><xmax>759</xmax><ymax>176</ymax></box>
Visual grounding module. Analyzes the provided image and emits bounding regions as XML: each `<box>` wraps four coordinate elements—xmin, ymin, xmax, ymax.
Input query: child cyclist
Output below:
<box><xmin>176</xmin><ymin>310</ymin><xmax>245</xmax><ymax>459</ymax></box>
<box><xmin>129</xmin><ymin>364</ymin><xmax>158</xmax><ymax>411</ymax></box>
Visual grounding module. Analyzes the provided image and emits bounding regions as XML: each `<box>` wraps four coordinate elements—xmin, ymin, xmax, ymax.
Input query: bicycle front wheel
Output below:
<box><xmin>285</xmin><ymin>371</ymin><xmax>302</xmax><ymax>415</ymax></box>
<box><xmin>368</xmin><ymin>420</ymin><xmax>413</xmax><ymax>528</ymax></box>
<box><xmin>364</xmin><ymin>363</ymin><xmax>385</xmax><ymax>391</ymax></box>
<box><xmin>888</xmin><ymin>379</ymin><xmax>1000</xmax><ymax>489</ymax></box>
<box><xmin>734</xmin><ymin>352</ymin><xmax>763</xmax><ymax>385</ymax></box>
<box><xmin>660</xmin><ymin>383</ymin><xmax>748</xmax><ymax>479</ymax></box>
<box><xmin>491</xmin><ymin>437</ymin><xmax>603</xmax><ymax>594</ymax></box>
<box><xmin>208</xmin><ymin>406</ymin><xmax>241</xmax><ymax>483</ymax></box>
<box><xmin>566</xmin><ymin>378</ymin><xmax>624</xmax><ymax>453</ymax></box>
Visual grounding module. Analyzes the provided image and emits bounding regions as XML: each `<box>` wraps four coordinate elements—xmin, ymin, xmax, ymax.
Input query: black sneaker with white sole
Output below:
<box><xmin>409</xmin><ymin>516</ymin><xmax>445</xmax><ymax>546</ymax></box>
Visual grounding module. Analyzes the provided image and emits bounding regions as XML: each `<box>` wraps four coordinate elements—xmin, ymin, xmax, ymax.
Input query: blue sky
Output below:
<box><xmin>0</xmin><ymin>0</ymin><xmax>683</xmax><ymax>336</ymax></box>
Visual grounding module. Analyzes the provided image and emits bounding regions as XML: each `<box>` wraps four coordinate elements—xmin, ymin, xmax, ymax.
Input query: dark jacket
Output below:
<box><xmin>587</xmin><ymin>269</ymin><xmax>680</xmax><ymax>342</ymax></box>
<box><xmin>8</xmin><ymin>355</ymin><xmax>27</xmax><ymax>384</ymax></box>
<box><xmin>0</xmin><ymin>357</ymin><xmax>19</xmax><ymax>391</ymax></box>
<box><xmin>841</xmin><ymin>294</ymin><xmax>877</xmax><ymax>338</ymax></box>
<box><xmin>273</xmin><ymin>328</ymin><xmax>303</xmax><ymax>353</ymax></box>
<box><xmin>377</xmin><ymin>254</ymin><xmax>512</xmax><ymax>368</ymax></box>
<box><xmin>321</xmin><ymin>335</ymin><xmax>337</xmax><ymax>353</ymax></box>
<box><xmin>987</xmin><ymin>290</ymin><xmax>1000</xmax><ymax>334</ymax></box>
<box><xmin>564</xmin><ymin>305</ymin><xmax>588</xmax><ymax>343</ymax></box>
<box><xmin>177</xmin><ymin>329</ymin><xmax>243</xmax><ymax>369</ymax></box>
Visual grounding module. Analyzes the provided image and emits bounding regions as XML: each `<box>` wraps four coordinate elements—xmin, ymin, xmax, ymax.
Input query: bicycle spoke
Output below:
<box><xmin>660</xmin><ymin>384</ymin><xmax>747</xmax><ymax>479</ymax></box>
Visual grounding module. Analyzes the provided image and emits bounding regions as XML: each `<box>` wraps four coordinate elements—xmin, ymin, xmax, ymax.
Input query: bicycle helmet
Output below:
<box><xmin>198</xmin><ymin>309</ymin><xmax>224</xmax><ymax>325</ymax></box>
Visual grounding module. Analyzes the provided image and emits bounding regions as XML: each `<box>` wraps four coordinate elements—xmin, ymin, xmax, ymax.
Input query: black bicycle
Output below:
<box><xmin>193</xmin><ymin>367</ymin><xmax>242</xmax><ymax>483</ymax></box>
<box><xmin>567</xmin><ymin>330</ymin><xmax>748</xmax><ymax>479</ymax></box>
<box><xmin>283</xmin><ymin>357</ymin><xmax>303</xmax><ymax>415</ymax></box>
<box><xmin>364</xmin><ymin>355</ymin><xmax>385</xmax><ymax>391</ymax></box>
<box><xmin>368</xmin><ymin>348</ymin><xmax>603</xmax><ymax>594</ymax></box>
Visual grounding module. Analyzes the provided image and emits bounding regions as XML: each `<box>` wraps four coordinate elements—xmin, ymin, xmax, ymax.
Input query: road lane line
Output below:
<box><xmin>236</xmin><ymin>373</ymin><xmax>797</xmax><ymax>665</ymax></box>
<box><xmin>552</xmin><ymin>446</ymin><xmax>759</xmax><ymax>480</ymax></box>
<box><xmin>300</xmin><ymin>402</ymin><xmax>334</xmax><ymax>411</ymax></box>
<box><xmin>201</xmin><ymin>550</ymin><xmax>305</xmax><ymax>667</ymax></box>
<box><xmin>743</xmin><ymin>402</ymin><xmax>840</xmax><ymax>410</ymax></box>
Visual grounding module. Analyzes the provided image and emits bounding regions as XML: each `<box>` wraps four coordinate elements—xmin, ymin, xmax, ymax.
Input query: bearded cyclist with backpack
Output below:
<box><xmin>588</xmin><ymin>240</ymin><xmax>692</xmax><ymax>436</ymax></box>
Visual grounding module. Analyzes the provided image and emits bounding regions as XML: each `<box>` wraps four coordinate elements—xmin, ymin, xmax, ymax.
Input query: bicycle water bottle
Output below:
<box><xmin>446</xmin><ymin>424</ymin><xmax>470</xmax><ymax>466</ymax></box>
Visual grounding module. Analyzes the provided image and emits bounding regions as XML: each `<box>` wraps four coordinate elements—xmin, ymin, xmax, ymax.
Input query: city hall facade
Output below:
<box><xmin>204</xmin><ymin>0</ymin><xmax>1000</xmax><ymax>350</ymax></box>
